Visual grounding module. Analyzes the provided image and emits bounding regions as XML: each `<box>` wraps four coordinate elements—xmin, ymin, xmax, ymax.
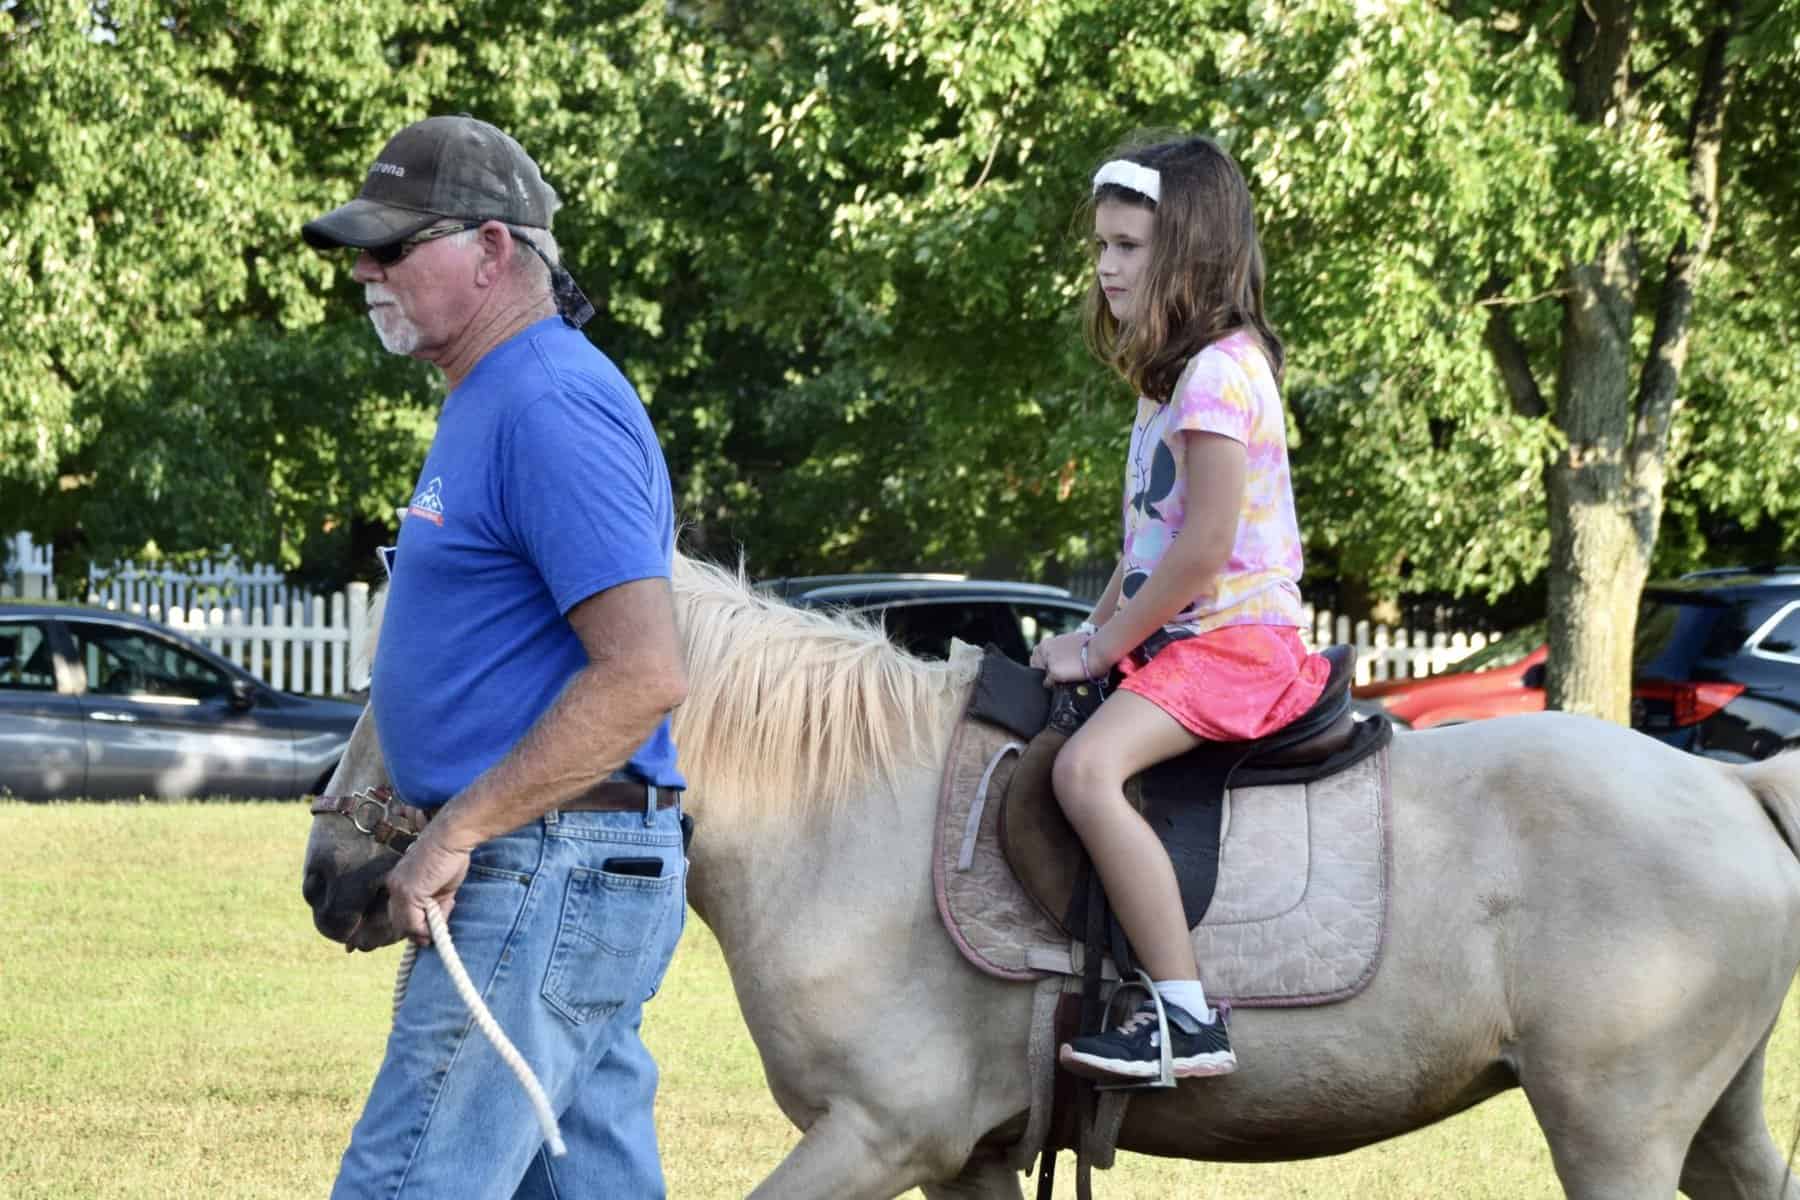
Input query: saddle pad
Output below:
<box><xmin>932</xmin><ymin>713</ymin><xmax>1391</xmax><ymax>1006</ymax></box>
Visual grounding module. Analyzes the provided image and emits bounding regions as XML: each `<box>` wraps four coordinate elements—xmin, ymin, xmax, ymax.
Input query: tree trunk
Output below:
<box><xmin>1547</xmin><ymin>0</ymin><xmax>1641</xmax><ymax>723</ymax></box>
<box><xmin>1547</xmin><ymin>244</ymin><xmax>1646</xmax><ymax>721</ymax></box>
<box><xmin>1541</xmin><ymin>0</ymin><xmax>1741</xmax><ymax>722</ymax></box>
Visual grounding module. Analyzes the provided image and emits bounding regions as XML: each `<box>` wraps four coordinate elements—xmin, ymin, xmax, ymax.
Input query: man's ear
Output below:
<box><xmin>475</xmin><ymin>221</ymin><xmax>510</xmax><ymax>287</ymax></box>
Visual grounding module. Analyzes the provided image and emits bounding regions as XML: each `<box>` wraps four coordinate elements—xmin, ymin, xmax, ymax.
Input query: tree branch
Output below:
<box><xmin>1635</xmin><ymin>1</ymin><xmax>1777</xmax><ymax>92</ymax></box>
<box><xmin>1630</xmin><ymin>0</ymin><xmax>1742</xmax><ymax>518</ymax></box>
<box><xmin>1479</xmin><ymin>272</ymin><xmax>1548</xmax><ymax>419</ymax></box>
<box><xmin>969</xmin><ymin>85</ymin><xmax>1020</xmax><ymax>191</ymax></box>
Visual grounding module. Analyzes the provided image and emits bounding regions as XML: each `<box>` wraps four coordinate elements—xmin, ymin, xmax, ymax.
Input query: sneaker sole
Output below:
<box><xmin>1058</xmin><ymin>1044</ymin><xmax>1238</xmax><ymax>1082</ymax></box>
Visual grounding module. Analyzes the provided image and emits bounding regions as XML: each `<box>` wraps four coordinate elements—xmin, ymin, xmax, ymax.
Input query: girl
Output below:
<box><xmin>1029</xmin><ymin>135</ymin><xmax>1330</xmax><ymax>1082</ymax></box>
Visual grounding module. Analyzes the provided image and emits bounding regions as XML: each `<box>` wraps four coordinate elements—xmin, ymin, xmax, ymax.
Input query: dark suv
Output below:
<box><xmin>1353</xmin><ymin>566</ymin><xmax>1800</xmax><ymax>762</ymax></box>
<box><xmin>760</xmin><ymin>574</ymin><xmax>1092</xmax><ymax>663</ymax></box>
<box><xmin>1630</xmin><ymin>567</ymin><xmax>1800</xmax><ymax>762</ymax></box>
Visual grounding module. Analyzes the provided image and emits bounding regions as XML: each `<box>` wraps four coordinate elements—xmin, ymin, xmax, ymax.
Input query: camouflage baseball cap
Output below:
<box><xmin>302</xmin><ymin>115</ymin><xmax>557</xmax><ymax>250</ymax></box>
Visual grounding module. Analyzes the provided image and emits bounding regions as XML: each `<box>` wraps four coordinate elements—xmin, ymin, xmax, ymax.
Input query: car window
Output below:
<box><xmin>1450</xmin><ymin>622</ymin><xmax>1546</xmax><ymax>674</ymax></box>
<box><xmin>66</xmin><ymin>621</ymin><xmax>233</xmax><ymax>702</ymax></box>
<box><xmin>879</xmin><ymin>601</ymin><xmax>1022</xmax><ymax>661</ymax></box>
<box><xmin>1015</xmin><ymin>604</ymin><xmax>1088</xmax><ymax>653</ymax></box>
<box><xmin>1754</xmin><ymin>604</ymin><xmax>1800</xmax><ymax>660</ymax></box>
<box><xmin>1633</xmin><ymin>602</ymin><xmax>1686</xmax><ymax>663</ymax></box>
<box><xmin>1632</xmin><ymin>599</ymin><xmax>1731</xmax><ymax>671</ymax></box>
<box><xmin>0</xmin><ymin>622</ymin><xmax>58</xmax><ymax>692</ymax></box>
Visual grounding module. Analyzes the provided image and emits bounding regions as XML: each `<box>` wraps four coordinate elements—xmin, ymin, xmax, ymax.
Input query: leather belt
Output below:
<box><xmin>310</xmin><ymin>780</ymin><xmax>678</xmax><ymax>853</ymax></box>
<box><xmin>556</xmin><ymin>779</ymin><xmax>679</xmax><ymax>814</ymax></box>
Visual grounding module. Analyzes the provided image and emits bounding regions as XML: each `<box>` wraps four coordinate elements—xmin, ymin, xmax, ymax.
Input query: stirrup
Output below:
<box><xmin>1096</xmin><ymin>967</ymin><xmax>1178</xmax><ymax>1092</ymax></box>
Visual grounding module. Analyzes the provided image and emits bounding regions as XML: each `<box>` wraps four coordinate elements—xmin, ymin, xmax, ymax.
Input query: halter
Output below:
<box><xmin>308</xmin><ymin>786</ymin><xmax>431</xmax><ymax>853</ymax></box>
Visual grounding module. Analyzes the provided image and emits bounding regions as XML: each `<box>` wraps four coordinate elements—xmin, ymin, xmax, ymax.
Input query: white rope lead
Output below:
<box><xmin>393</xmin><ymin>900</ymin><xmax>567</xmax><ymax>1158</ymax></box>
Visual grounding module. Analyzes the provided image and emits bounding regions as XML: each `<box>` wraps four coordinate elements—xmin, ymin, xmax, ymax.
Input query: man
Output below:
<box><xmin>303</xmin><ymin>114</ymin><xmax>689</xmax><ymax>1199</ymax></box>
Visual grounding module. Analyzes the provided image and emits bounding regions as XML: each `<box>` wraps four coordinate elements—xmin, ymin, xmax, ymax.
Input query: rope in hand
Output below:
<box><xmin>393</xmin><ymin>899</ymin><xmax>567</xmax><ymax>1158</ymax></box>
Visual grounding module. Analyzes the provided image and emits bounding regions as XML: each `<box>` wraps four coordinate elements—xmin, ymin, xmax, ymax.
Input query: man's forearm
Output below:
<box><xmin>425</xmin><ymin>662</ymin><xmax>684</xmax><ymax>852</ymax></box>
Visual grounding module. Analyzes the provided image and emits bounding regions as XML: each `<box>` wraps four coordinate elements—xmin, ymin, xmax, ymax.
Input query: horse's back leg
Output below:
<box><xmin>920</xmin><ymin>1156</ymin><xmax>1023</xmax><ymax>1200</ymax></box>
<box><xmin>1679</xmin><ymin>1032</ymin><xmax>1799</xmax><ymax>1200</ymax></box>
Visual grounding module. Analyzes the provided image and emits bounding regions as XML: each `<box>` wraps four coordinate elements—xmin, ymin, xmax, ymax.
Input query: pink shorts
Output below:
<box><xmin>1116</xmin><ymin>624</ymin><xmax>1330</xmax><ymax>742</ymax></box>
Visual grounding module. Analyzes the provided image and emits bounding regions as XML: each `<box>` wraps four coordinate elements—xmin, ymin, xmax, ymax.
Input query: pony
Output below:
<box><xmin>303</xmin><ymin>554</ymin><xmax>1800</xmax><ymax>1199</ymax></box>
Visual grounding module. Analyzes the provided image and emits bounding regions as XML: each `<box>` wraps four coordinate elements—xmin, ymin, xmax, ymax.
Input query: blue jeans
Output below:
<box><xmin>332</xmin><ymin>805</ymin><xmax>687</xmax><ymax>1199</ymax></box>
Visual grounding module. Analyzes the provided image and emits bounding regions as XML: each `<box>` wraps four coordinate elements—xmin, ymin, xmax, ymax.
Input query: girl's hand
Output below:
<box><xmin>1032</xmin><ymin>631</ymin><xmax>1107</xmax><ymax>685</ymax></box>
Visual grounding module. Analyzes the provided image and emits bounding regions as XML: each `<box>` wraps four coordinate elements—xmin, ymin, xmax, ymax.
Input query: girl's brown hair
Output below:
<box><xmin>1081</xmin><ymin>135</ymin><xmax>1284</xmax><ymax>402</ymax></box>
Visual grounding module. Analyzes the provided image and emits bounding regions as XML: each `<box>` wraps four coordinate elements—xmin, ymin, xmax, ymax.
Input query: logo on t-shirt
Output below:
<box><xmin>407</xmin><ymin>477</ymin><xmax>445</xmax><ymax>526</ymax></box>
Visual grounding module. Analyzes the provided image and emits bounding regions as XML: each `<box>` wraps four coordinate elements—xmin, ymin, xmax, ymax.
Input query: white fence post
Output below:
<box><xmin>347</xmin><ymin>581</ymin><xmax>371</xmax><ymax>692</ymax></box>
<box><xmin>3</xmin><ymin>531</ymin><xmax>57</xmax><ymax>599</ymax></box>
<box><xmin>1300</xmin><ymin>604</ymin><xmax>1496</xmax><ymax>686</ymax></box>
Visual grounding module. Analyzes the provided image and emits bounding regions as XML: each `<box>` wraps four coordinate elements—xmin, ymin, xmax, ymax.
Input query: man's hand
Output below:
<box><xmin>385</xmin><ymin>828</ymin><xmax>472</xmax><ymax>946</ymax></box>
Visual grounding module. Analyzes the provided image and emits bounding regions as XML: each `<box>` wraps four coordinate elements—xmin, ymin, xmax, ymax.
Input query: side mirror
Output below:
<box><xmin>229</xmin><ymin>677</ymin><xmax>257</xmax><ymax>711</ymax></box>
<box><xmin>1522</xmin><ymin>663</ymin><xmax>1547</xmax><ymax>689</ymax></box>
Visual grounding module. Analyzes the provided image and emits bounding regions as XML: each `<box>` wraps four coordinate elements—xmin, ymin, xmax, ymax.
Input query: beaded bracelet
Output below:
<box><xmin>1080</xmin><ymin>634</ymin><xmax>1102</xmax><ymax>683</ymax></box>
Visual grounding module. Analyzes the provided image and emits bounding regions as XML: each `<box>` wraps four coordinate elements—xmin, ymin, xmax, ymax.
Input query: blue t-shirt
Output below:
<box><xmin>372</xmin><ymin>317</ymin><xmax>685</xmax><ymax>807</ymax></box>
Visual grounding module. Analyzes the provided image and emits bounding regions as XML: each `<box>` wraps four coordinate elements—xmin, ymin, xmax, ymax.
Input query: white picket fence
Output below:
<box><xmin>1302</xmin><ymin>608</ymin><xmax>1496</xmax><ymax>686</ymax></box>
<box><xmin>4</xmin><ymin>532</ymin><xmax>1498</xmax><ymax>695</ymax></box>
<box><xmin>88</xmin><ymin>556</ymin><xmax>298</xmax><ymax>618</ymax></box>
<box><xmin>1064</xmin><ymin>560</ymin><xmax>1499</xmax><ymax>684</ymax></box>
<box><xmin>3</xmin><ymin>532</ymin><xmax>54</xmax><ymax>599</ymax></box>
<box><xmin>123</xmin><ymin>589</ymin><xmax>374</xmax><ymax>697</ymax></box>
<box><xmin>2</xmin><ymin>533</ymin><xmax>373</xmax><ymax>696</ymax></box>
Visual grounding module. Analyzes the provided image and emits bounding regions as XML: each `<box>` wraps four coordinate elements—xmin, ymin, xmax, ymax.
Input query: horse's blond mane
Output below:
<box><xmin>669</xmin><ymin>554</ymin><xmax>968</xmax><ymax>824</ymax></box>
<box><xmin>357</xmin><ymin>555</ymin><xmax>968</xmax><ymax>824</ymax></box>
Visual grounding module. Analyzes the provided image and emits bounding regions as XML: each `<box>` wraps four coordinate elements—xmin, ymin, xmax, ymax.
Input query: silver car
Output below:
<box><xmin>0</xmin><ymin>603</ymin><xmax>362</xmax><ymax>800</ymax></box>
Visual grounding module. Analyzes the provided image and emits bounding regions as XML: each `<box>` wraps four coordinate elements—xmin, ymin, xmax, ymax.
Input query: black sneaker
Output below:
<box><xmin>1058</xmin><ymin>999</ymin><xmax>1236</xmax><ymax>1082</ymax></box>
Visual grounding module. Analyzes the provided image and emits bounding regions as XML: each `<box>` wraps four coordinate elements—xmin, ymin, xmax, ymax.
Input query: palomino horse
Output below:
<box><xmin>303</xmin><ymin>555</ymin><xmax>1800</xmax><ymax>1199</ymax></box>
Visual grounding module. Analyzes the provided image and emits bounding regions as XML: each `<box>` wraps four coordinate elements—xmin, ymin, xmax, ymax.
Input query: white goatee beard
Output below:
<box><xmin>364</xmin><ymin>286</ymin><xmax>422</xmax><ymax>355</ymax></box>
<box><xmin>369</xmin><ymin>307</ymin><xmax>422</xmax><ymax>355</ymax></box>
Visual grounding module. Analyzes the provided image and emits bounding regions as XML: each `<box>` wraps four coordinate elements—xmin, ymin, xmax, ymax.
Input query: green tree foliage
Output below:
<box><xmin>3</xmin><ymin>1</ymin><xmax>1797</xmax><ymax>720</ymax></box>
<box><xmin>0</xmin><ymin>0</ymin><xmax>457</xmax><ymax>576</ymax></box>
<box><xmin>1223</xmin><ymin>0</ymin><xmax>1800</xmax><ymax>717</ymax></box>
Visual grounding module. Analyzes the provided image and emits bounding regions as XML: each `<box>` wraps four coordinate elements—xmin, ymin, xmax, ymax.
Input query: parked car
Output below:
<box><xmin>0</xmin><ymin>603</ymin><xmax>364</xmax><ymax>800</ymax></box>
<box><xmin>1352</xmin><ymin>566</ymin><xmax>1800</xmax><ymax>762</ymax></box>
<box><xmin>1351</xmin><ymin>623</ymin><xmax>1549</xmax><ymax>730</ymax></box>
<box><xmin>760</xmin><ymin>574</ymin><xmax>1092</xmax><ymax>663</ymax></box>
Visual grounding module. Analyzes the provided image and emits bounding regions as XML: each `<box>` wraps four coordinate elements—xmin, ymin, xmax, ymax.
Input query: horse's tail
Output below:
<box><xmin>1737</xmin><ymin>750</ymin><xmax>1800</xmax><ymax>862</ymax></box>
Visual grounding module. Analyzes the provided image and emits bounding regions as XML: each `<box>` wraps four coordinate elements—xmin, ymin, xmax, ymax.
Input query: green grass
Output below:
<box><xmin>1</xmin><ymin>803</ymin><xmax>1795</xmax><ymax>1198</ymax></box>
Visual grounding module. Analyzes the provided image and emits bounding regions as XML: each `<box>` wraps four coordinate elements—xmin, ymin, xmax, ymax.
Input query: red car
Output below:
<box><xmin>1351</xmin><ymin>624</ymin><xmax>1548</xmax><ymax>729</ymax></box>
<box><xmin>1354</xmin><ymin>571</ymin><xmax>1798</xmax><ymax>756</ymax></box>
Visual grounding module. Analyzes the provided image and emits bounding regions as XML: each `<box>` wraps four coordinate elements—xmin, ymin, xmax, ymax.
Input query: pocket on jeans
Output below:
<box><xmin>541</xmin><ymin>864</ymin><xmax>678</xmax><ymax>1025</ymax></box>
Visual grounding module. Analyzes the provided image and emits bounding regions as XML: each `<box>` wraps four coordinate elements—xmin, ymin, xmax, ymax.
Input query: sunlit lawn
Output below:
<box><xmin>2</xmin><ymin>803</ymin><xmax>1795</xmax><ymax>1198</ymax></box>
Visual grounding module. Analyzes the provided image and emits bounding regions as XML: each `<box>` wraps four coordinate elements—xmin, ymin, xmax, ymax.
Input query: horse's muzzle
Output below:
<box><xmin>303</xmin><ymin>855</ymin><xmax>403</xmax><ymax>951</ymax></box>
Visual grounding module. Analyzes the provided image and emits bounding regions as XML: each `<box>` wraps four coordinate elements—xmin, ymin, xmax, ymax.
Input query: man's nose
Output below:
<box><xmin>350</xmin><ymin>252</ymin><xmax>384</xmax><ymax>283</ymax></box>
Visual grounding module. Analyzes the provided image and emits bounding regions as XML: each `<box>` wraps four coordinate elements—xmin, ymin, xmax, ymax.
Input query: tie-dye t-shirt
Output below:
<box><xmin>1115</xmin><ymin>329</ymin><xmax>1305</xmax><ymax>634</ymax></box>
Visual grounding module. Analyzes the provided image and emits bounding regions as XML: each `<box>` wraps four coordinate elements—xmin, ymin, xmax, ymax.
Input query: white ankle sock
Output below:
<box><xmin>1153</xmin><ymin>979</ymin><xmax>1213</xmax><ymax>1024</ymax></box>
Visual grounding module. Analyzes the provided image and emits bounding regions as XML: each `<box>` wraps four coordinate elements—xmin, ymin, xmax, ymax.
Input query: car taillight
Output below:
<box><xmin>1632</xmin><ymin>680</ymin><xmax>1746</xmax><ymax>728</ymax></box>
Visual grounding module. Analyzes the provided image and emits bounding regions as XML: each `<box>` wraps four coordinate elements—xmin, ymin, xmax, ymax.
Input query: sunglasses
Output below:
<box><xmin>366</xmin><ymin>221</ymin><xmax>483</xmax><ymax>267</ymax></box>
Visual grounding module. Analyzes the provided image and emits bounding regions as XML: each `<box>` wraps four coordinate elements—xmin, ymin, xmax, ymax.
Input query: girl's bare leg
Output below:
<box><xmin>1051</xmin><ymin>690</ymin><xmax>1203</xmax><ymax>980</ymax></box>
